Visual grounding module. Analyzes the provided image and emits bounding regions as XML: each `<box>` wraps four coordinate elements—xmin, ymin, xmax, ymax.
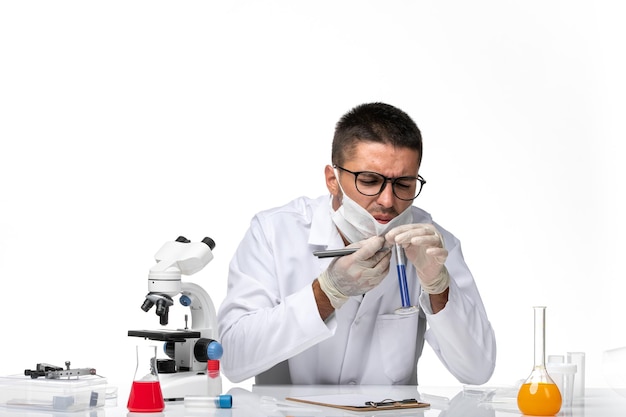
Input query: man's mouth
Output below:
<box><xmin>374</xmin><ymin>215</ymin><xmax>394</xmax><ymax>224</ymax></box>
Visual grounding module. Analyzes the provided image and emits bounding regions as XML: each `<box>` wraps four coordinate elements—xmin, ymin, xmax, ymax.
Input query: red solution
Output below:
<box><xmin>127</xmin><ymin>381</ymin><xmax>165</xmax><ymax>412</ymax></box>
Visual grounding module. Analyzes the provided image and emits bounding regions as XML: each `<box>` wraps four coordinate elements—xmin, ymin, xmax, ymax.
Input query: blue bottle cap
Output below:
<box><xmin>218</xmin><ymin>394</ymin><xmax>232</xmax><ymax>409</ymax></box>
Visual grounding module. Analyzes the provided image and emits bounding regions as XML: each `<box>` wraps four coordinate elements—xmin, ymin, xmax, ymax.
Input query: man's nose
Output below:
<box><xmin>376</xmin><ymin>181</ymin><xmax>396</xmax><ymax>208</ymax></box>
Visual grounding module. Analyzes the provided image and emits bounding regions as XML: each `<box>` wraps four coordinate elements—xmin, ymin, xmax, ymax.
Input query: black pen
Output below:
<box><xmin>365</xmin><ymin>398</ymin><xmax>420</xmax><ymax>408</ymax></box>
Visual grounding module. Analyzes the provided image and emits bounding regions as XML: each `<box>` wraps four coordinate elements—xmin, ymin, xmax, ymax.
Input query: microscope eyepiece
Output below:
<box><xmin>202</xmin><ymin>237</ymin><xmax>216</xmax><ymax>250</ymax></box>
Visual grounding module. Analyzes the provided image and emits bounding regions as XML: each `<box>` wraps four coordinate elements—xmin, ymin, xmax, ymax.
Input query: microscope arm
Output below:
<box><xmin>180</xmin><ymin>281</ymin><xmax>218</xmax><ymax>339</ymax></box>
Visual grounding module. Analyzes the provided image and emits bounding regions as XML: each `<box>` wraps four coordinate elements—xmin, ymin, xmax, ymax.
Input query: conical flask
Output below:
<box><xmin>127</xmin><ymin>345</ymin><xmax>165</xmax><ymax>412</ymax></box>
<box><xmin>517</xmin><ymin>306</ymin><xmax>562</xmax><ymax>416</ymax></box>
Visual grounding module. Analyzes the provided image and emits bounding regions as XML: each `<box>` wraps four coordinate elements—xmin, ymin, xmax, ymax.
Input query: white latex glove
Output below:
<box><xmin>318</xmin><ymin>236</ymin><xmax>391</xmax><ymax>309</ymax></box>
<box><xmin>385</xmin><ymin>223</ymin><xmax>450</xmax><ymax>294</ymax></box>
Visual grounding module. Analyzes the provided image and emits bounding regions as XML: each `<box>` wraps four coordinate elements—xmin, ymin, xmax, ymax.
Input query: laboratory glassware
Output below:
<box><xmin>517</xmin><ymin>306</ymin><xmax>562</xmax><ymax>416</ymax></box>
<box><xmin>127</xmin><ymin>345</ymin><xmax>165</xmax><ymax>412</ymax></box>
<box><xmin>568</xmin><ymin>351</ymin><xmax>586</xmax><ymax>399</ymax></box>
<box><xmin>184</xmin><ymin>394</ymin><xmax>233</xmax><ymax>409</ymax></box>
<box><xmin>546</xmin><ymin>362</ymin><xmax>577</xmax><ymax>408</ymax></box>
<box><xmin>602</xmin><ymin>346</ymin><xmax>626</xmax><ymax>398</ymax></box>
<box><xmin>394</xmin><ymin>243</ymin><xmax>418</xmax><ymax>315</ymax></box>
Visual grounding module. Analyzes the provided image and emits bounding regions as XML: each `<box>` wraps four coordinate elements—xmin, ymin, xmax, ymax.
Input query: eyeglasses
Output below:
<box><xmin>334</xmin><ymin>165</ymin><xmax>426</xmax><ymax>201</ymax></box>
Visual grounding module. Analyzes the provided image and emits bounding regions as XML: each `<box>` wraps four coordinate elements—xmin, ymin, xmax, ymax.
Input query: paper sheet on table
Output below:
<box><xmin>286</xmin><ymin>394</ymin><xmax>429</xmax><ymax>412</ymax></box>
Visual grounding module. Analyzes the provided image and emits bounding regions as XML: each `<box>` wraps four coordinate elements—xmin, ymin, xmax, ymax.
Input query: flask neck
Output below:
<box><xmin>533</xmin><ymin>306</ymin><xmax>547</xmax><ymax>368</ymax></box>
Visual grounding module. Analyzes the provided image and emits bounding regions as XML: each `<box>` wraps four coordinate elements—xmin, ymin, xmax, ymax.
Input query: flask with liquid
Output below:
<box><xmin>517</xmin><ymin>306</ymin><xmax>562</xmax><ymax>416</ymax></box>
<box><xmin>127</xmin><ymin>345</ymin><xmax>165</xmax><ymax>412</ymax></box>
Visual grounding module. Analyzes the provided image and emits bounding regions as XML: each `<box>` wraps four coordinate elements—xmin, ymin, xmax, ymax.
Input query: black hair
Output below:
<box><xmin>331</xmin><ymin>102</ymin><xmax>423</xmax><ymax>166</ymax></box>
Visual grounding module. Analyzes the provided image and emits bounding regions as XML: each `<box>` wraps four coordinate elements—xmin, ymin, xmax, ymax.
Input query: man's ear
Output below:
<box><xmin>325</xmin><ymin>165</ymin><xmax>339</xmax><ymax>196</ymax></box>
<box><xmin>325</xmin><ymin>165</ymin><xmax>343</xmax><ymax>211</ymax></box>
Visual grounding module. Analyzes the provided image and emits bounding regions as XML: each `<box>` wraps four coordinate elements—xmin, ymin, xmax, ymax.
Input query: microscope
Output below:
<box><xmin>128</xmin><ymin>236</ymin><xmax>223</xmax><ymax>401</ymax></box>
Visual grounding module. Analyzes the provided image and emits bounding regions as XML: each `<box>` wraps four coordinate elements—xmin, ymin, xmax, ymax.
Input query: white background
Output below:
<box><xmin>1</xmin><ymin>0</ymin><xmax>625</xmax><ymax>398</ymax></box>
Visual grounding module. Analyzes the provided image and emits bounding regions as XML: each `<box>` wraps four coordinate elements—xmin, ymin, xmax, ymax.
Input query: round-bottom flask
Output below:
<box><xmin>517</xmin><ymin>306</ymin><xmax>562</xmax><ymax>416</ymax></box>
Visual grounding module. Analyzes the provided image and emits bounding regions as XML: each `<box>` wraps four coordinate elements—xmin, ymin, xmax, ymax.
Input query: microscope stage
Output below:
<box><xmin>128</xmin><ymin>329</ymin><xmax>202</xmax><ymax>342</ymax></box>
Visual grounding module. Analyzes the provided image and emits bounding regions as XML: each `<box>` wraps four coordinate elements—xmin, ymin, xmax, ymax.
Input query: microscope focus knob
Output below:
<box><xmin>194</xmin><ymin>338</ymin><xmax>223</xmax><ymax>362</ymax></box>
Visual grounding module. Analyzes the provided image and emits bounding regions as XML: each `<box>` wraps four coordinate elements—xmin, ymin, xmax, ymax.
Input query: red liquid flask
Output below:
<box><xmin>127</xmin><ymin>345</ymin><xmax>165</xmax><ymax>412</ymax></box>
<box><xmin>128</xmin><ymin>381</ymin><xmax>165</xmax><ymax>412</ymax></box>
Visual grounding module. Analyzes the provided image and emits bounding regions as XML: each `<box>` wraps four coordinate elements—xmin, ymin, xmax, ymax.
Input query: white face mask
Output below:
<box><xmin>330</xmin><ymin>174</ymin><xmax>414</xmax><ymax>243</ymax></box>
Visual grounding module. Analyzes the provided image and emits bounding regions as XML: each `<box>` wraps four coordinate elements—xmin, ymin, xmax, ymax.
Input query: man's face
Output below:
<box><xmin>326</xmin><ymin>141</ymin><xmax>420</xmax><ymax>223</ymax></box>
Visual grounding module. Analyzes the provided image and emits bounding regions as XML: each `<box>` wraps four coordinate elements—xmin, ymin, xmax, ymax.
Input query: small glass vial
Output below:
<box><xmin>517</xmin><ymin>306</ymin><xmax>562</xmax><ymax>416</ymax></box>
<box><xmin>127</xmin><ymin>345</ymin><xmax>165</xmax><ymax>412</ymax></box>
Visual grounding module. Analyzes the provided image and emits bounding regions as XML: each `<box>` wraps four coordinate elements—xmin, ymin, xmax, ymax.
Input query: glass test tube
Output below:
<box><xmin>394</xmin><ymin>243</ymin><xmax>418</xmax><ymax>315</ymax></box>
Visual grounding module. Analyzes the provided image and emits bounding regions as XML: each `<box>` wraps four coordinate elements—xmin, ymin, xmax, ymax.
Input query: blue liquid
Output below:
<box><xmin>396</xmin><ymin>264</ymin><xmax>411</xmax><ymax>308</ymax></box>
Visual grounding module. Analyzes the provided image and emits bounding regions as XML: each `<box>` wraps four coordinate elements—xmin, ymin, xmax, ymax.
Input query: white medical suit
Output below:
<box><xmin>218</xmin><ymin>195</ymin><xmax>496</xmax><ymax>385</ymax></box>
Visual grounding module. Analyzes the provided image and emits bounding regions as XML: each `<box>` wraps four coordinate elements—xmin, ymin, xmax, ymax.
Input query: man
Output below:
<box><xmin>217</xmin><ymin>102</ymin><xmax>496</xmax><ymax>385</ymax></box>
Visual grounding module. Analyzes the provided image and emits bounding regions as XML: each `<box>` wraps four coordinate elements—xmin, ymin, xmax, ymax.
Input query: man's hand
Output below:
<box><xmin>318</xmin><ymin>236</ymin><xmax>391</xmax><ymax>309</ymax></box>
<box><xmin>386</xmin><ymin>224</ymin><xmax>450</xmax><ymax>294</ymax></box>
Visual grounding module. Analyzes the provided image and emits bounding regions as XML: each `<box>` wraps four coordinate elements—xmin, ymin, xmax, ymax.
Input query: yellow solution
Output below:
<box><xmin>517</xmin><ymin>381</ymin><xmax>562</xmax><ymax>416</ymax></box>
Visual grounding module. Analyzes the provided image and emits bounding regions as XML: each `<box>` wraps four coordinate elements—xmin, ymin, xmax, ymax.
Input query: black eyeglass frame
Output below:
<box><xmin>334</xmin><ymin>165</ymin><xmax>426</xmax><ymax>201</ymax></box>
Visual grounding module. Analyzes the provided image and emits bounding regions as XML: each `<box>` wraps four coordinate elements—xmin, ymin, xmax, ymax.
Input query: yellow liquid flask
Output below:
<box><xmin>517</xmin><ymin>306</ymin><xmax>562</xmax><ymax>416</ymax></box>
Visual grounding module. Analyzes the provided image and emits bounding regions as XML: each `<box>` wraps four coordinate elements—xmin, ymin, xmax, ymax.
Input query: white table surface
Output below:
<box><xmin>1</xmin><ymin>385</ymin><xmax>624</xmax><ymax>417</ymax></box>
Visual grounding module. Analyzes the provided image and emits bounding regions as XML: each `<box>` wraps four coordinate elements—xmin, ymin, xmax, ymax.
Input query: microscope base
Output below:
<box><xmin>160</xmin><ymin>372</ymin><xmax>222</xmax><ymax>402</ymax></box>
